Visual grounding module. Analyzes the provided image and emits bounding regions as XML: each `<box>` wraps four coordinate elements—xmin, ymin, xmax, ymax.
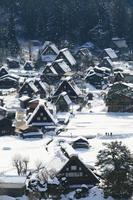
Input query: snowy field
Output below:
<box><xmin>63</xmin><ymin>112</ymin><xmax>133</xmax><ymax>137</ymax></box>
<box><xmin>0</xmin><ymin>111</ymin><xmax>133</xmax><ymax>175</ymax></box>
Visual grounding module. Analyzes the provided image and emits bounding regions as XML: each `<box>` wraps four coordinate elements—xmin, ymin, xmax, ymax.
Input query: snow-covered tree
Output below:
<box><xmin>96</xmin><ymin>141</ymin><xmax>133</xmax><ymax>199</ymax></box>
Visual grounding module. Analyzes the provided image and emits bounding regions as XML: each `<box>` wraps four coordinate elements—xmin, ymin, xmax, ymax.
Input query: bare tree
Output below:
<box><xmin>22</xmin><ymin>156</ymin><xmax>29</xmax><ymax>175</ymax></box>
<box><xmin>12</xmin><ymin>154</ymin><xmax>23</xmax><ymax>176</ymax></box>
<box><xmin>12</xmin><ymin>154</ymin><xmax>29</xmax><ymax>175</ymax></box>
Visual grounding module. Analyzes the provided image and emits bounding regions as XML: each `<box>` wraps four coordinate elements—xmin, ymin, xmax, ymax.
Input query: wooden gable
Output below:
<box><xmin>57</xmin><ymin>156</ymin><xmax>99</xmax><ymax>186</ymax></box>
<box><xmin>0</xmin><ymin>67</ymin><xmax>8</xmax><ymax>77</ymax></box>
<box><xmin>43</xmin><ymin>65</ymin><xmax>58</xmax><ymax>76</ymax></box>
<box><xmin>24</xmin><ymin>62</ymin><xmax>33</xmax><ymax>70</ymax></box>
<box><xmin>54</xmin><ymin>80</ymin><xmax>79</xmax><ymax>100</ymax></box>
<box><xmin>27</xmin><ymin>104</ymin><xmax>57</xmax><ymax>126</ymax></box>
<box><xmin>19</xmin><ymin>81</ymin><xmax>38</xmax><ymax>97</ymax></box>
<box><xmin>56</xmin><ymin>48</ymin><xmax>76</xmax><ymax>67</ymax></box>
<box><xmin>41</xmin><ymin>43</ymin><xmax>59</xmax><ymax>56</ymax></box>
<box><xmin>34</xmin><ymin>80</ymin><xmax>47</xmax><ymax>97</ymax></box>
<box><xmin>85</xmin><ymin>73</ymin><xmax>104</xmax><ymax>85</ymax></box>
<box><xmin>55</xmin><ymin>93</ymin><xmax>71</xmax><ymax>112</ymax></box>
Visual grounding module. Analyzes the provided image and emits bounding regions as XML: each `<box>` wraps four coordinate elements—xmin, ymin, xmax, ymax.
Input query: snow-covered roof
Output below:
<box><xmin>59</xmin><ymin>48</ymin><xmax>76</xmax><ymax>66</ymax></box>
<box><xmin>104</xmin><ymin>48</ymin><xmax>118</xmax><ymax>59</ymax></box>
<box><xmin>103</xmin><ymin>57</ymin><xmax>114</xmax><ymax>67</ymax></box>
<box><xmin>44</xmin><ymin>64</ymin><xmax>58</xmax><ymax>75</ymax></box>
<box><xmin>0</xmin><ymin>74</ymin><xmax>19</xmax><ymax>80</ymax></box>
<box><xmin>19</xmin><ymin>95</ymin><xmax>31</xmax><ymax>102</ymax></box>
<box><xmin>55</xmin><ymin>92</ymin><xmax>72</xmax><ymax>107</ymax></box>
<box><xmin>53</xmin><ymin>59</ymin><xmax>71</xmax><ymax>73</ymax></box>
<box><xmin>72</xmin><ymin>136</ymin><xmax>89</xmax><ymax>143</ymax></box>
<box><xmin>27</xmin><ymin>102</ymin><xmax>58</xmax><ymax>125</ymax></box>
<box><xmin>61</xmin><ymin>142</ymin><xmax>78</xmax><ymax>158</ymax></box>
<box><xmin>70</xmin><ymin>80</ymin><xmax>82</xmax><ymax>96</ymax></box>
<box><xmin>0</xmin><ymin>176</ymin><xmax>26</xmax><ymax>188</ymax></box>
<box><xmin>112</xmin><ymin>37</ymin><xmax>128</xmax><ymax>48</ymax></box>
<box><xmin>28</xmin><ymin>81</ymin><xmax>39</xmax><ymax>93</ymax></box>
<box><xmin>41</xmin><ymin>42</ymin><xmax>59</xmax><ymax>55</ymax></box>
<box><xmin>19</xmin><ymin>80</ymin><xmax>38</xmax><ymax>94</ymax></box>
<box><xmin>45</xmin><ymin>150</ymin><xmax>68</xmax><ymax>174</ymax></box>
<box><xmin>41</xmin><ymin>55</ymin><xmax>57</xmax><ymax>62</ymax></box>
<box><xmin>34</xmin><ymin>79</ymin><xmax>47</xmax><ymax>92</ymax></box>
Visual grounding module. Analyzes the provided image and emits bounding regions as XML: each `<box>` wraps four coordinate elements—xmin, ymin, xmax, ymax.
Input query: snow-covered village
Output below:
<box><xmin>0</xmin><ymin>1</ymin><xmax>133</xmax><ymax>200</ymax></box>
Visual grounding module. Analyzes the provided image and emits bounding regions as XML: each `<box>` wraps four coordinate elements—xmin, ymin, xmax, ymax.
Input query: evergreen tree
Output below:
<box><xmin>7</xmin><ymin>13</ymin><xmax>19</xmax><ymax>56</ymax></box>
<box><xmin>96</xmin><ymin>141</ymin><xmax>133</xmax><ymax>199</ymax></box>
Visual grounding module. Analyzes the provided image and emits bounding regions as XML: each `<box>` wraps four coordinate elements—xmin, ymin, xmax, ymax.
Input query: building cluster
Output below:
<box><xmin>0</xmin><ymin>37</ymin><xmax>133</xmax><ymax>197</ymax></box>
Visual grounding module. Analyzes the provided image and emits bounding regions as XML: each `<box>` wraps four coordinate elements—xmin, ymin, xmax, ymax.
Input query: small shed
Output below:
<box><xmin>72</xmin><ymin>137</ymin><xmax>90</xmax><ymax>149</ymax></box>
<box><xmin>0</xmin><ymin>176</ymin><xmax>26</xmax><ymax>197</ymax></box>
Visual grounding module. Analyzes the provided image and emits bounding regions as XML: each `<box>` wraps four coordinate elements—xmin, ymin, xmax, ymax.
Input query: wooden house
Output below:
<box><xmin>7</xmin><ymin>58</ymin><xmax>20</xmax><ymax>68</ymax></box>
<box><xmin>52</xmin><ymin>59</ymin><xmax>71</xmax><ymax>75</ymax></box>
<box><xmin>85</xmin><ymin>72</ymin><xmax>105</xmax><ymax>89</ymax></box>
<box><xmin>42</xmin><ymin>63</ymin><xmax>59</xmax><ymax>84</ymax></box>
<box><xmin>114</xmin><ymin>72</ymin><xmax>124</xmax><ymax>83</ymax></box>
<box><xmin>53</xmin><ymin>78</ymin><xmax>82</xmax><ymax>103</ymax></box>
<box><xmin>56</xmin><ymin>48</ymin><xmax>76</xmax><ymax>68</ymax></box>
<box><xmin>34</xmin><ymin>79</ymin><xmax>48</xmax><ymax>98</ymax></box>
<box><xmin>43</xmin><ymin>63</ymin><xmax>58</xmax><ymax>76</ymax></box>
<box><xmin>101</xmin><ymin>48</ymin><xmax>118</xmax><ymax>61</ymax></box>
<box><xmin>0</xmin><ymin>74</ymin><xmax>19</xmax><ymax>89</ymax></box>
<box><xmin>27</xmin><ymin>102</ymin><xmax>57</xmax><ymax>128</ymax></box>
<box><xmin>18</xmin><ymin>80</ymin><xmax>39</xmax><ymax>97</ymax></box>
<box><xmin>19</xmin><ymin>96</ymin><xmax>31</xmax><ymax>109</ymax></box>
<box><xmin>24</xmin><ymin>61</ymin><xmax>34</xmax><ymax>71</ymax></box>
<box><xmin>0</xmin><ymin>106</ymin><xmax>7</xmax><ymax>118</ymax></box>
<box><xmin>39</xmin><ymin>41</ymin><xmax>59</xmax><ymax>64</ymax></box>
<box><xmin>27</xmin><ymin>98</ymin><xmax>41</xmax><ymax>113</ymax></box>
<box><xmin>106</xmin><ymin>82</ymin><xmax>133</xmax><ymax>112</ymax></box>
<box><xmin>71</xmin><ymin>137</ymin><xmax>90</xmax><ymax>149</ymax></box>
<box><xmin>45</xmin><ymin>155</ymin><xmax>100</xmax><ymax>187</ymax></box>
<box><xmin>111</xmin><ymin>37</ymin><xmax>129</xmax><ymax>55</ymax></box>
<box><xmin>76</xmin><ymin>48</ymin><xmax>92</xmax><ymax>59</ymax></box>
<box><xmin>0</xmin><ymin>117</ymin><xmax>15</xmax><ymax>136</ymax></box>
<box><xmin>55</xmin><ymin>92</ymin><xmax>72</xmax><ymax>112</ymax></box>
<box><xmin>75</xmin><ymin>48</ymin><xmax>93</xmax><ymax>67</ymax></box>
<box><xmin>99</xmin><ymin>57</ymin><xmax>114</xmax><ymax>71</ymax></box>
<box><xmin>0</xmin><ymin>66</ymin><xmax>8</xmax><ymax>77</ymax></box>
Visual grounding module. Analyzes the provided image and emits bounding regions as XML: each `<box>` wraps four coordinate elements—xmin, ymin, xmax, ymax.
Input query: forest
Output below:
<box><xmin>0</xmin><ymin>0</ymin><xmax>133</xmax><ymax>56</ymax></box>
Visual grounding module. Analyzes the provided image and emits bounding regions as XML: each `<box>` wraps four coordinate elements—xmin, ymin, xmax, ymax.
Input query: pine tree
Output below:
<box><xmin>96</xmin><ymin>141</ymin><xmax>133</xmax><ymax>199</ymax></box>
<box><xmin>7</xmin><ymin>13</ymin><xmax>19</xmax><ymax>57</ymax></box>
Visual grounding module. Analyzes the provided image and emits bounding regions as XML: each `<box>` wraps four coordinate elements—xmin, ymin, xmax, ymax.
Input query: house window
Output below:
<box><xmin>40</xmin><ymin>113</ymin><xmax>44</xmax><ymax>116</ymax></box>
<box><xmin>66</xmin><ymin>167</ymin><xmax>69</xmax><ymax>171</ymax></box>
<box><xmin>43</xmin><ymin>117</ymin><xmax>47</xmax><ymax>120</ymax></box>
<box><xmin>2</xmin><ymin>130</ymin><xmax>6</xmax><ymax>134</ymax></box>
<box><xmin>79</xmin><ymin>167</ymin><xmax>82</xmax><ymax>171</ymax></box>
<box><xmin>65</xmin><ymin>172</ymin><xmax>83</xmax><ymax>177</ymax></box>
<box><xmin>71</xmin><ymin>165</ymin><xmax>77</xmax><ymax>171</ymax></box>
<box><xmin>37</xmin><ymin>117</ymin><xmax>41</xmax><ymax>121</ymax></box>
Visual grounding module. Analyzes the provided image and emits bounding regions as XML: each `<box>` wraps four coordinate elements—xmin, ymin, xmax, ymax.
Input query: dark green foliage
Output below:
<box><xmin>96</xmin><ymin>141</ymin><xmax>133</xmax><ymax>199</ymax></box>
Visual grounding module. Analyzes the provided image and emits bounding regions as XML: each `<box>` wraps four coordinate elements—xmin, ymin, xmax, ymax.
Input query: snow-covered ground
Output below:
<box><xmin>0</xmin><ymin>82</ymin><xmax>132</xmax><ymax>199</ymax></box>
<box><xmin>0</xmin><ymin>136</ymin><xmax>51</xmax><ymax>175</ymax></box>
<box><xmin>0</xmin><ymin>108</ymin><xmax>133</xmax><ymax>175</ymax></box>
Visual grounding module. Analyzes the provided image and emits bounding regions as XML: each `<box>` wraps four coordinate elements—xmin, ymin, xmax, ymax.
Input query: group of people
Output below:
<box><xmin>105</xmin><ymin>132</ymin><xmax>113</xmax><ymax>136</ymax></box>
